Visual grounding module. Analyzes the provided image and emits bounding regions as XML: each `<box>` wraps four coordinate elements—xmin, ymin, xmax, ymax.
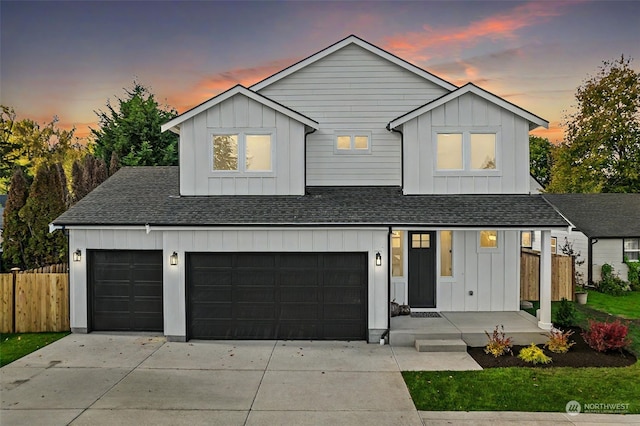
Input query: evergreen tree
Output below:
<box><xmin>1</xmin><ymin>168</ymin><xmax>30</xmax><ymax>269</ymax></box>
<box><xmin>109</xmin><ymin>151</ymin><xmax>121</xmax><ymax>176</ymax></box>
<box><xmin>0</xmin><ymin>106</ymin><xmax>20</xmax><ymax>191</ymax></box>
<box><xmin>91</xmin><ymin>82</ymin><xmax>178</xmax><ymax>166</ymax></box>
<box><xmin>529</xmin><ymin>135</ymin><xmax>553</xmax><ymax>187</ymax></box>
<box><xmin>19</xmin><ymin>163</ymin><xmax>68</xmax><ymax>268</ymax></box>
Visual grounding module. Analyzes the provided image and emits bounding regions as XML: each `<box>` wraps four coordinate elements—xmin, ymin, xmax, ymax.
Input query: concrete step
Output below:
<box><xmin>390</xmin><ymin>330</ymin><xmax>462</xmax><ymax>347</ymax></box>
<box><xmin>415</xmin><ymin>339</ymin><xmax>467</xmax><ymax>352</ymax></box>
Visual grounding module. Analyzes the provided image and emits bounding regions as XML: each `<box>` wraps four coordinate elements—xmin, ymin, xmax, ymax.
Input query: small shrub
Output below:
<box><xmin>581</xmin><ymin>319</ymin><xmax>631</xmax><ymax>352</ymax></box>
<box><xmin>553</xmin><ymin>298</ymin><xmax>577</xmax><ymax>328</ymax></box>
<box><xmin>624</xmin><ymin>256</ymin><xmax>640</xmax><ymax>291</ymax></box>
<box><xmin>597</xmin><ymin>275</ymin><xmax>631</xmax><ymax>296</ymax></box>
<box><xmin>545</xmin><ymin>328</ymin><xmax>576</xmax><ymax>354</ymax></box>
<box><xmin>484</xmin><ymin>324</ymin><xmax>513</xmax><ymax>357</ymax></box>
<box><xmin>518</xmin><ymin>344</ymin><xmax>552</xmax><ymax>365</ymax></box>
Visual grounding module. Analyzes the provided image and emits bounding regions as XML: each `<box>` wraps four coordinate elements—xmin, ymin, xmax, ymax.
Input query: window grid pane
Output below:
<box><xmin>624</xmin><ymin>238</ymin><xmax>640</xmax><ymax>261</ymax></box>
<box><xmin>480</xmin><ymin>231</ymin><xmax>498</xmax><ymax>248</ymax></box>
<box><xmin>213</xmin><ymin>135</ymin><xmax>238</xmax><ymax>171</ymax></box>
<box><xmin>337</xmin><ymin>136</ymin><xmax>351</xmax><ymax>150</ymax></box>
<box><xmin>392</xmin><ymin>231</ymin><xmax>403</xmax><ymax>277</ymax></box>
<box><xmin>245</xmin><ymin>135</ymin><xmax>272</xmax><ymax>171</ymax></box>
<box><xmin>470</xmin><ymin>134</ymin><xmax>496</xmax><ymax>170</ymax></box>
<box><xmin>437</xmin><ymin>134</ymin><xmax>463</xmax><ymax>170</ymax></box>
<box><xmin>354</xmin><ymin>136</ymin><xmax>369</xmax><ymax>149</ymax></box>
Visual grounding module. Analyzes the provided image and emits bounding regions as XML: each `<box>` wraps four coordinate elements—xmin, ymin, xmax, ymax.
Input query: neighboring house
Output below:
<box><xmin>52</xmin><ymin>35</ymin><xmax>568</xmax><ymax>342</ymax></box>
<box><xmin>543</xmin><ymin>194</ymin><xmax>640</xmax><ymax>284</ymax></box>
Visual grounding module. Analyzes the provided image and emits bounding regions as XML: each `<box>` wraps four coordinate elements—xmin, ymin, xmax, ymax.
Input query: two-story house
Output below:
<box><xmin>53</xmin><ymin>35</ymin><xmax>569</xmax><ymax>343</ymax></box>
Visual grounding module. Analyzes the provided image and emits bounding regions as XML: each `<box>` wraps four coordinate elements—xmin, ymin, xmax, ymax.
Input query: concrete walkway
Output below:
<box><xmin>1</xmin><ymin>334</ymin><xmax>637</xmax><ymax>425</ymax></box>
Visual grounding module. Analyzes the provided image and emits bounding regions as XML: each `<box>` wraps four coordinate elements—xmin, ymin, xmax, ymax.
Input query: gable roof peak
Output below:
<box><xmin>251</xmin><ymin>35</ymin><xmax>457</xmax><ymax>92</ymax></box>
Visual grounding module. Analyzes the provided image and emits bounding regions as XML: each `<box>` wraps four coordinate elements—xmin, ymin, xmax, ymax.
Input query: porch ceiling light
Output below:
<box><xmin>73</xmin><ymin>249</ymin><xmax>82</xmax><ymax>262</ymax></box>
<box><xmin>170</xmin><ymin>251</ymin><xmax>179</xmax><ymax>266</ymax></box>
<box><xmin>375</xmin><ymin>251</ymin><xmax>382</xmax><ymax>266</ymax></box>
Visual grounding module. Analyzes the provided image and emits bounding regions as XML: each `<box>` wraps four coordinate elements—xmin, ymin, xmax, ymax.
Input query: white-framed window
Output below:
<box><xmin>335</xmin><ymin>131</ymin><xmax>371</xmax><ymax>154</ymax></box>
<box><xmin>551</xmin><ymin>236</ymin><xmax>557</xmax><ymax>254</ymax></box>
<box><xmin>624</xmin><ymin>238</ymin><xmax>640</xmax><ymax>262</ymax></box>
<box><xmin>440</xmin><ymin>230</ymin><xmax>453</xmax><ymax>277</ymax></box>
<box><xmin>391</xmin><ymin>231</ymin><xmax>404</xmax><ymax>277</ymax></box>
<box><xmin>435</xmin><ymin>129</ymin><xmax>499</xmax><ymax>173</ymax></box>
<box><xmin>479</xmin><ymin>230</ymin><xmax>499</xmax><ymax>250</ymax></box>
<box><xmin>521</xmin><ymin>231</ymin><xmax>533</xmax><ymax>248</ymax></box>
<box><xmin>211</xmin><ymin>130</ymin><xmax>274</xmax><ymax>173</ymax></box>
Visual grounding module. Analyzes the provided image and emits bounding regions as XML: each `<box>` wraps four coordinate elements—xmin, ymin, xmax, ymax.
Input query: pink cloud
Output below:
<box><xmin>384</xmin><ymin>1</ymin><xmax>580</xmax><ymax>62</ymax></box>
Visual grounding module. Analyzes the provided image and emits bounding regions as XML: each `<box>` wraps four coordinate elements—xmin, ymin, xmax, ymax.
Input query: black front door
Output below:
<box><xmin>408</xmin><ymin>231</ymin><xmax>437</xmax><ymax>308</ymax></box>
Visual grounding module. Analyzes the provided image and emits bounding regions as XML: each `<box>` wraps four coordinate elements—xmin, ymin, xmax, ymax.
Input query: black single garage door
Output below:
<box><xmin>187</xmin><ymin>252</ymin><xmax>367</xmax><ymax>340</ymax></box>
<box><xmin>89</xmin><ymin>250</ymin><xmax>163</xmax><ymax>332</ymax></box>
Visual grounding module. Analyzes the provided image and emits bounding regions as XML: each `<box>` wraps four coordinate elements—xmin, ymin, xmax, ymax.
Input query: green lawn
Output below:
<box><xmin>404</xmin><ymin>294</ymin><xmax>640</xmax><ymax>413</ymax></box>
<box><xmin>0</xmin><ymin>332</ymin><xmax>69</xmax><ymax>367</ymax></box>
<box><xmin>586</xmin><ymin>290</ymin><xmax>640</xmax><ymax>319</ymax></box>
<box><xmin>403</xmin><ymin>364</ymin><xmax>639</xmax><ymax>413</ymax></box>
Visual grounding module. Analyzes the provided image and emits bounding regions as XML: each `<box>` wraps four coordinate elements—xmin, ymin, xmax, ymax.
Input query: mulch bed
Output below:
<box><xmin>468</xmin><ymin>327</ymin><xmax>636</xmax><ymax>368</ymax></box>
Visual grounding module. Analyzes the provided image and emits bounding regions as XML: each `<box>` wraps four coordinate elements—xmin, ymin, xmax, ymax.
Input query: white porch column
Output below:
<box><xmin>538</xmin><ymin>230</ymin><xmax>553</xmax><ymax>330</ymax></box>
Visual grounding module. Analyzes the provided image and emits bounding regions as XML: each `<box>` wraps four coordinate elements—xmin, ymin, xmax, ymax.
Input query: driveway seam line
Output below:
<box><xmin>65</xmin><ymin>335</ymin><xmax>167</xmax><ymax>425</ymax></box>
<box><xmin>243</xmin><ymin>339</ymin><xmax>277</xmax><ymax>426</ymax></box>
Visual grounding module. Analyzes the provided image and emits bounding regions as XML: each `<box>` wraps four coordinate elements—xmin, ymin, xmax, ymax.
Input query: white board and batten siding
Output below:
<box><xmin>68</xmin><ymin>227</ymin><xmax>389</xmax><ymax>340</ymax></box>
<box><xmin>392</xmin><ymin>230</ymin><xmax>520</xmax><ymax>311</ymax></box>
<box><xmin>258</xmin><ymin>44</ymin><xmax>449</xmax><ymax>186</ymax></box>
<box><xmin>402</xmin><ymin>92</ymin><xmax>531</xmax><ymax>195</ymax></box>
<box><xmin>179</xmin><ymin>94</ymin><xmax>306</xmax><ymax>196</ymax></box>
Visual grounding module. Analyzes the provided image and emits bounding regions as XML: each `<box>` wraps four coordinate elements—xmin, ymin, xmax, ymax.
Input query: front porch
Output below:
<box><xmin>390</xmin><ymin>311</ymin><xmax>549</xmax><ymax>347</ymax></box>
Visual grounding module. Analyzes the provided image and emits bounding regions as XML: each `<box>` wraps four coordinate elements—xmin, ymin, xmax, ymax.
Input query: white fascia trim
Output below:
<box><xmin>251</xmin><ymin>35</ymin><xmax>457</xmax><ymax>92</ymax></box>
<box><xmin>160</xmin><ymin>85</ymin><xmax>319</xmax><ymax>134</ymax></box>
<box><xmin>61</xmin><ymin>225</ymin><xmax>568</xmax><ymax>232</ymax></box>
<box><xmin>388</xmin><ymin>83</ymin><xmax>548</xmax><ymax>130</ymax></box>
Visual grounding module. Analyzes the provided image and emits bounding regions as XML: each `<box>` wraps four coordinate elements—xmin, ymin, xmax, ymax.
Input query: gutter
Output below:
<box><xmin>383</xmin><ymin>225</ymin><xmax>393</xmax><ymax>345</ymax></box>
<box><xmin>304</xmin><ymin>128</ymin><xmax>317</xmax><ymax>194</ymax></box>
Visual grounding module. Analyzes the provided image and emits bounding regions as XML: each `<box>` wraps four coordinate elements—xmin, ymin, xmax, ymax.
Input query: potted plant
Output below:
<box><xmin>575</xmin><ymin>285</ymin><xmax>588</xmax><ymax>305</ymax></box>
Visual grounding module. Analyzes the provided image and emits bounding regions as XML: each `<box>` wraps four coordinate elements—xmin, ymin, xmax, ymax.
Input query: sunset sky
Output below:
<box><xmin>2</xmin><ymin>0</ymin><xmax>639</xmax><ymax>143</ymax></box>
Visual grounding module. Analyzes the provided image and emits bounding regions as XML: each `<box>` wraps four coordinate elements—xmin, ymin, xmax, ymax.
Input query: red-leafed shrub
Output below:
<box><xmin>581</xmin><ymin>320</ymin><xmax>631</xmax><ymax>352</ymax></box>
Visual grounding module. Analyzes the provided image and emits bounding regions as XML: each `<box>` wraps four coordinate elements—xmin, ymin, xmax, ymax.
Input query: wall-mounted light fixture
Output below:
<box><xmin>170</xmin><ymin>251</ymin><xmax>179</xmax><ymax>266</ymax></box>
<box><xmin>73</xmin><ymin>249</ymin><xmax>82</xmax><ymax>262</ymax></box>
<box><xmin>375</xmin><ymin>251</ymin><xmax>382</xmax><ymax>266</ymax></box>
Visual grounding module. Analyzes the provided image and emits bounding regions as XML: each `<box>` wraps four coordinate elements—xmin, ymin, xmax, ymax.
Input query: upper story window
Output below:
<box><xmin>624</xmin><ymin>238</ymin><xmax>639</xmax><ymax>262</ymax></box>
<box><xmin>212</xmin><ymin>131</ymin><xmax>273</xmax><ymax>172</ymax></box>
<box><xmin>335</xmin><ymin>131</ymin><xmax>371</xmax><ymax>154</ymax></box>
<box><xmin>435</xmin><ymin>130</ymin><xmax>498</xmax><ymax>172</ymax></box>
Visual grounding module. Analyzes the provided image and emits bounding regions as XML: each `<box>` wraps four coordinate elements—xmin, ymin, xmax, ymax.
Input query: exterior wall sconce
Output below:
<box><xmin>73</xmin><ymin>249</ymin><xmax>82</xmax><ymax>262</ymax></box>
<box><xmin>170</xmin><ymin>252</ymin><xmax>179</xmax><ymax>266</ymax></box>
<box><xmin>375</xmin><ymin>251</ymin><xmax>382</xmax><ymax>266</ymax></box>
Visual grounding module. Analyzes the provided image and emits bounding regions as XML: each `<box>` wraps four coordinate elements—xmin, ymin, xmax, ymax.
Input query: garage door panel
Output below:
<box><xmin>89</xmin><ymin>250</ymin><xmax>163</xmax><ymax>332</ymax></box>
<box><xmin>188</xmin><ymin>252</ymin><xmax>366</xmax><ymax>340</ymax></box>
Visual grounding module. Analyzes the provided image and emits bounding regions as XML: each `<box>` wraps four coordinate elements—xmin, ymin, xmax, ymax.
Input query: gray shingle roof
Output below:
<box><xmin>543</xmin><ymin>193</ymin><xmax>640</xmax><ymax>238</ymax></box>
<box><xmin>53</xmin><ymin>167</ymin><xmax>569</xmax><ymax>228</ymax></box>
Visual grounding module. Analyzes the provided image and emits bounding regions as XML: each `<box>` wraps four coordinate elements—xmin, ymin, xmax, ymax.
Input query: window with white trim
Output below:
<box><xmin>391</xmin><ymin>231</ymin><xmax>404</xmax><ymax>277</ymax></box>
<box><xmin>551</xmin><ymin>237</ymin><xmax>557</xmax><ymax>254</ymax></box>
<box><xmin>212</xmin><ymin>131</ymin><xmax>273</xmax><ymax>172</ymax></box>
<box><xmin>521</xmin><ymin>231</ymin><xmax>533</xmax><ymax>248</ymax></box>
<box><xmin>624</xmin><ymin>238</ymin><xmax>640</xmax><ymax>262</ymax></box>
<box><xmin>435</xmin><ymin>130</ymin><xmax>498</xmax><ymax>172</ymax></box>
<box><xmin>479</xmin><ymin>230</ymin><xmax>498</xmax><ymax>249</ymax></box>
<box><xmin>335</xmin><ymin>131</ymin><xmax>371</xmax><ymax>154</ymax></box>
<box><xmin>440</xmin><ymin>230</ymin><xmax>453</xmax><ymax>277</ymax></box>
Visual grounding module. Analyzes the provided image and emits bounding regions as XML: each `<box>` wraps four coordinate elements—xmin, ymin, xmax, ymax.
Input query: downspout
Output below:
<box><xmin>304</xmin><ymin>128</ymin><xmax>317</xmax><ymax>194</ymax></box>
<box><xmin>588</xmin><ymin>238</ymin><xmax>598</xmax><ymax>285</ymax></box>
<box><xmin>386</xmin><ymin>124</ymin><xmax>404</xmax><ymax>191</ymax></box>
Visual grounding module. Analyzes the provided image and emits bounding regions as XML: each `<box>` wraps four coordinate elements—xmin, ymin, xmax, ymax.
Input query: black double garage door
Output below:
<box><xmin>187</xmin><ymin>252</ymin><xmax>368</xmax><ymax>340</ymax></box>
<box><xmin>89</xmin><ymin>250</ymin><xmax>367</xmax><ymax>340</ymax></box>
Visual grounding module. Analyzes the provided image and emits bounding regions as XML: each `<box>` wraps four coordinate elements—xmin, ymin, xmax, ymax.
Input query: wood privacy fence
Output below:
<box><xmin>0</xmin><ymin>273</ymin><xmax>69</xmax><ymax>333</ymax></box>
<box><xmin>520</xmin><ymin>249</ymin><xmax>575</xmax><ymax>302</ymax></box>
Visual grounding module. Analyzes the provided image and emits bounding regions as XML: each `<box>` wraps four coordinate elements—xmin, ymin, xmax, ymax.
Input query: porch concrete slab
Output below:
<box><xmin>91</xmin><ymin>368</ymin><xmax>263</xmax><ymax>410</ymax></box>
<box><xmin>140</xmin><ymin>340</ymin><xmax>275</xmax><ymax>370</ymax></box>
<box><xmin>1</xmin><ymin>367</ymin><xmax>129</xmax><ymax>409</ymax></box>
<box><xmin>252</xmin><ymin>370</ymin><xmax>415</xmax><ymax>411</ymax></box>
<box><xmin>267</xmin><ymin>340</ymin><xmax>398</xmax><ymax>372</ymax></box>
<box><xmin>7</xmin><ymin>333</ymin><xmax>165</xmax><ymax>369</ymax></box>
<box><xmin>70</xmin><ymin>409</ymin><xmax>248</xmax><ymax>426</ymax></box>
<box><xmin>0</xmin><ymin>366</ymin><xmax>46</xmax><ymax>392</ymax></box>
<box><xmin>0</xmin><ymin>409</ymin><xmax>83</xmax><ymax>426</ymax></box>
<box><xmin>246</xmin><ymin>410</ymin><xmax>423</xmax><ymax>426</ymax></box>
<box><xmin>442</xmin><ymin>312</ymin><xmax>549</xmax><ymax>346</ymax></box>
<box><xmin>392</xmin><ymin>347</ymin><xmax>482</xmax><ymax>371</ymax></box>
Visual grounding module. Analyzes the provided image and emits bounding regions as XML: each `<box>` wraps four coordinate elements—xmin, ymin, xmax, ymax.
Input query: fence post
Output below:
<box><xmin>10</xmin><ymin>267</ymin><xmax>21</xmax><ymax>333</ymax></box>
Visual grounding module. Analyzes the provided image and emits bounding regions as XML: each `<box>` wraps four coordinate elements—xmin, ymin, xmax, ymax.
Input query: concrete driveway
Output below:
<box><xmin>1</xmin><ymin>334</ymin><xmax>436</xmax><ymax>425</ymax></box>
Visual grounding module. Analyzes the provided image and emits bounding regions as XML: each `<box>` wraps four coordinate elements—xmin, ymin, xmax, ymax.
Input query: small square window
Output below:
<box><xmin>337</xmin><ymin>136</ymin><xmax>351</xmax><ymax>150</ymax></box>
<box><xmin>480</xmin><ymin>230</ymin><xmax>498</xmax><ymax>249</ymax></box>
<box><xmin>245</xmin><ymin>134</ymin><xmax>272</xmax><ymax>171</ymax></box>
<box><xmin>411</xmin><ymin>233</ymin><xmax>431</xmax><ymax>248</ymax></box>
<box><xmin>213</xmin><ymin>135</ymin><xmax>238</xmax><ymax>171</ymax></box>
<box><xmin>335</xmin><ymin>132</ymin><xmax>371</xmax><ymax>154</ymax></box>
<box><xmin>354</xmin><ymin>135</ymin><xmax>369</xmax><ymax>149</ymax></box>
